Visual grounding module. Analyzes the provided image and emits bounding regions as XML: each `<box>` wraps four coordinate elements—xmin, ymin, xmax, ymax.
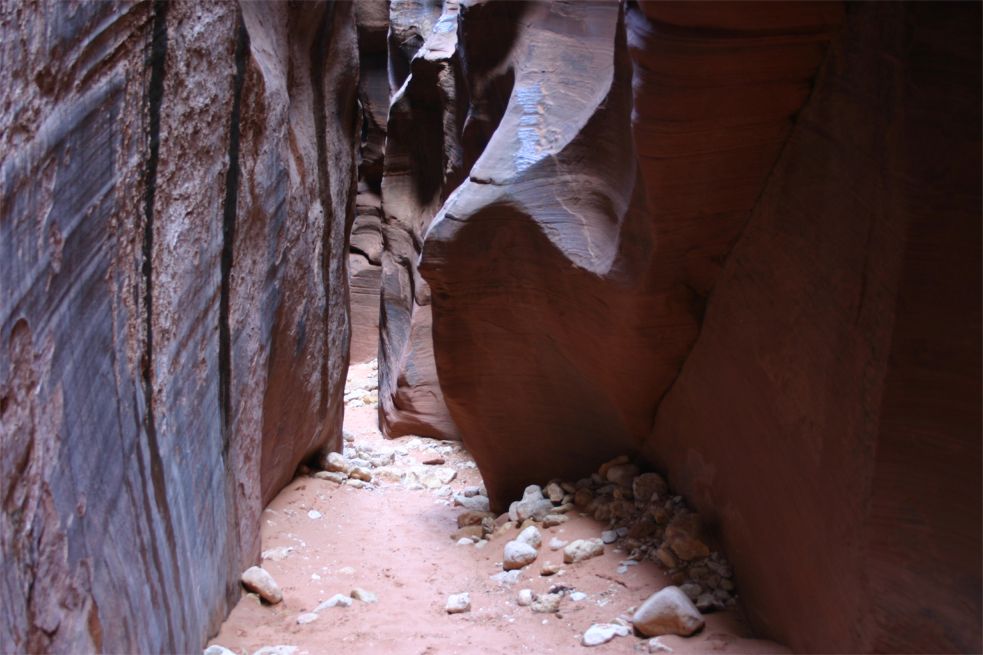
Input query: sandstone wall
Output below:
<box><xmin>0</xmin><ymin>1</ymin><xmax>357</xmax><ymax>651</ymax></box>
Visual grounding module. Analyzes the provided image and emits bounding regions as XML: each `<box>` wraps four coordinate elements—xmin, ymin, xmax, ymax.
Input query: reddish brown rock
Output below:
<box><xmin>0</xmin><ymin>2</ymin><xmax>357</xmax><ymax>652</ymax></box>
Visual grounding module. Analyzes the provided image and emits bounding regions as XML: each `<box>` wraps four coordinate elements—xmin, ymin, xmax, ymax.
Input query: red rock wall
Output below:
<box><xmin>419</xmin><ymin>0</ymin><xmax>980</xmax><ymax>652</ymax></box>
<box><xmin>0</xmin><ymin>1</ymin><xmax>357</xmax><ymax>652</ymax></box>
<box><xmin>647</xmin><ymin>4</ymin><xmax>981</xmax><ymax>652</ymax></box>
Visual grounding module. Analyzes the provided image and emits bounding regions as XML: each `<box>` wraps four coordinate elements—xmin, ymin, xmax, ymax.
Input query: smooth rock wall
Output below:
<box><xmin>0</xmin><ymin>1</ymin><xmax>357</xmax><ymax>652</ymax></box>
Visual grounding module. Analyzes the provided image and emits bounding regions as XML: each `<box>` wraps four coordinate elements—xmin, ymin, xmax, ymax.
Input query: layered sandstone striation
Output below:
<box><xmin>0</xmin><ymin>2</ymin><xmax>357</xmax><ymax>652</ymax></box>
<box><xmin>418</xmin><ymin>0</ymin><xmax>980</xmax><ymax>653</ymax></box>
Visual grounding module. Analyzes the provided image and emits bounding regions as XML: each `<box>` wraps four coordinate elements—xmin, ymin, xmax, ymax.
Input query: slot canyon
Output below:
<box><xmin>1</xmin><ymin>1</ymin><xmax>980</xmax><ymax>654</ymax></box>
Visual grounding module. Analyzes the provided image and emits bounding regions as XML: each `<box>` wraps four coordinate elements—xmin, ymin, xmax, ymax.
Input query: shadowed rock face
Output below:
<box><xmin>418</xmin><ymin>1</ymin><xmax>981</xmax><ymax>653</ymax></box>
<box><xmin>0</xmin><ymin>2</ymin><xmax>357</xmax><ymax>652</ymax></box>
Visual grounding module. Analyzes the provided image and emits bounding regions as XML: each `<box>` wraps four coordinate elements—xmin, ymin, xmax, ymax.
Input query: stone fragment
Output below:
<box><xmin>504</xmin><ymin>540</ymin><xmax>539</xmax><ymax>570</ymax></box>
<box><xmin>541</xmin><ymin>562</ymin><xmax>561</xmax><ymax>576</ymax></box>
<box><xmin>446</xmin><ymin>592</ymin><xmax>471</xmax><ymax>614</ymax></box>
<box><xmin>574</xmin><ymin>488</ymin><xmax>594</xmax><ymax>508</ymax></box>
<box><xmin>665</xmin><ymin>513</ymin><xmax>709</xmax><ymax>561</ymax></box>
<box><xmin>601</xmin><ymin>530</ymin><xmax>618</xmax><ymax>544</ymax></box>
<box><xmin>549</xmin><ymin>537</ymin><xmax>568</xmax><ymax>551</ymax></box>
<box><xmin>346</xmin><ymin>479</ymin><xmax>367</xmax><ymax>489</ymax></box>
<box><xmin>679</xmin><ymin>582</ymin><xmax>702</xmax><ymax>600</ymax></box>
<box><xmin>582</xmin><ymin>623</ymin><xmax>631</xmax><ymax>646</ymax></box>
<box><xmin>648</xmin><ymin>637</ymin><xmax>673</xmax><ymax>653</ymax></box>
<box><xmin>253</xmin><ymin>647</ymin><xmax>298</xmax><ymax>655</ymax></box>
<box><xmin>322</xmin><ymin>451</ymin><xmax>351</xmax><ymax>474</ymax></box>
<box><xmin>606</xmin><ymin>462</ymin><xmax>640</xmax><ymax>487</ymax></box>
<box><xmin>490</xmin><ymin>570</ymin><xmax>522</xmax><ymax>586</ymax></box>
<box><xmin>316</xmin><ymin>594</ymin><xmax>353</xmax><ymax>610</ymax></box>
<box><xmin>314</xmin><ymin>471</ymin><xmax>348</xmax><ymax>484</ymax></box>
<box><xmin>563</xmin><ymin>539</ymin><xmax>604</xmax><ymax>564</ymax></box>
<box><xmin>598</xmin><ymin>456</ymin><xmax>629</xmax><ymax>479</ymax></box>
<box><xmin>204</xmin><ymin>646</ymin><xmax>237</xmax><ymax>655</ymax></box>
<box><xmin>516</xmin><ymin>525</ymin><xmax>542</xmax><ymax>549</ymax></box>
<box><xmin>633</xmin><ymin>472</ymin><xmax>669</xmax><ymax>503</ymax></box>
<box><xmin>457</xmin><ymin>510</ymin><xmax>495</xmax><ymax>528</ymax></box>
<box><xmin>530</xmin><ymin>592</ymin><xmax>562</xmax><ymax>613</ymax></box>
<box><xmin>241</xmin><ymin>566</ymin><xmax>283</xmax><ymax>604</ymax></box>
<box><xmin>546</xmin><ymin>482</ymin><xmax>565</xmax><ymax>503</ymax></box>
<box><xmin>296</xmin><ymin>612</ymin><xmax>319</xmax><ymax>625</ymax></box>
<box><xmin>632</xmin><ymin>586</ymin><xmax>704</xmax><ymax>637</ymax></box>
<box><xmin>351</xmin><ymin>588</ymin><xmax>378</xmax><ymax>603</ymax></box>
<box><xmin>349</xmin><ymin>467</ymin><xmax>373</xmax><ymax>482</ymax></box>
<box><xmin>452</xmin><ymin>525</ymin><xmax>485</xmax><ymax>541</ymax></box>
<box><xmin>542</xmin><ymin>514</ymin><xmax>568</xmax><ymax>527</ymax></box>
<box><xmin>423</xmin><ymin>456</ymin><xmax>445</xmax><ymax>465</ymax></box>
<box><xmin>517</xmin><ymin>589</ymin><xmax>536</xmax><ymax>606</ymax></box>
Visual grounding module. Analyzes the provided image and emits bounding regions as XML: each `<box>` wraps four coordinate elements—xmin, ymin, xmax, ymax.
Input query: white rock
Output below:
<box><xmin>307</xmin><ymin>510</ymin><xmax>322</xmax><ymax>520</ymax></box>
<box><xmin>322</xmin><ymin>451</ymin><xmax>351</xmax><ymax>474</ymax></box>
<box><xmin>204</xmin><ymin>646</ymin><xmax>237</xmax><ymax>655</ymax></box>
<box><xmin>582</xmin><ymin>623</ymin><xmax>631</xmax><ymax>646</ymax></box>
<box><xmin>632</xmin><ymin>586</ymin><xmax>704</xmax><ymax>637</ymax></box>
<box><xmin>542</xmin><ymin>514</ymin><xmax>568</xmax><ymax>527</ymax></box>
<box><xmin>315</xmin><ymin>594</ymin><xmax>353</xmax><ymax>610</ymax></box>
<box><xmin>490</xmin><ymin>570</ymin><xmax>522</xmax><ymax>586</ymax></box>
<box><xmin>349</xmin><ymin>467</ymin><xmax>372</xmax><ymax>482</ymax></box>
<box><xmin>314</xmin><ymin>471</ymin><xmax>347</xmax><ymax>484</ymax></box>
<box><xmin>503</xmin><ymin>540</ymin><xmax>539</xmax><ymax>570</ymax></box>
<box><xmin>548</xmin><ymin>537</ymin><xmax>569</xmax><ymax>551</ymax></box>
<box><xmin>516</xmin><ymin>588</ymin><xmax>536</xmax><ymax>606</ymax></box>
<box><xmin>563</xmin><ymin>539</ymin><xmax>605</xmax><ymax>564</ymax></box>
<box><xmin>351</xmin><ymin>588</ymin><xmax>378</xmax><ymax>603</ymax></box>
<box><xmin>253</xmin><ymin>647</ymin><xmax>297</xmax><ymax>655</ymax></box>
<box><xmin>516</xmin><ymin>525</ymin><xmax>542</xmax><ymax>549</ymax></box>
<box><xmin>241</xmin><ymin>566</ymin><xmax>283</xmax><ymax>604</ymax></box>
<box><xmin>530</xmin><ymin>592</ymin><xmax>562</xmax><ymax>613</ymax></box>
<box><xmin>446</xmin><ymin>592</ymin><xmax>471</xmax><ymax>614</ymax></box>
<box><xmin>601</xmin><ymin>530</ymin><xmax>617</xmax><ymax>544</ymax></box>
<box><xmin>457</xmin><ymin>537</ymin><xmax>474</xmax><ymax>545</ymax></box>
<box><xmin>296</xmin><ymin>612</ymin><xmax>319</xmax><ymax>625</ymax></box>
<box><xmin>649</xmin><ymin>637</ymin><xmax>674</xmax><ymax>653</ymax></box>
<box><xmin>453</xmin><ymin>494</ymin><xmax>490</xmax><ymax>512</ymax></box>
<box><xmin>260</xmin><ymin>546</ymin><xmax>293</xmax><ymax>562</ymax></box>
<box><xmin>570</xmin><ymin>591</ymin><xmax>587</xmax><ymax>602</ymax></box>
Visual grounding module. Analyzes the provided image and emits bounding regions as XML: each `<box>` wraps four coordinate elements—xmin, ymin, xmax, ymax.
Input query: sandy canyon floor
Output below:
<box><xmin>209</xmin><ymin>361</ymin><xmax>787</xmax><ymax>655</ymax></box>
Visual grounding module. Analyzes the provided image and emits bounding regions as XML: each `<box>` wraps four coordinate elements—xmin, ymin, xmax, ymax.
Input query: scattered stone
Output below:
<box><xmin>452</xmin><ymin>525</ymin><xmax>485</xmax><ymax>541</ymax></box>
<box><xmin>679</xmin><ymin>582</ymin><xmax>701</xmax><ymax>600</ymax></box>
<box><xmin>203</xmin><ymin>646</ymin><xmax>237</xmax><ymax>655</ymax></box>
<box><xmin>351</xmin><ymin>588</ymin><xmax>377</xmax><ymax>603</ymax></box>
<box><xmin>598</xmin><ymin>455</ymin><xmax>629</xmax><ymax>479</ymax></box>
<box><xmin>582</xmin><ymin>623</ymin><xmax>631</xmax><ymax>647</ymax></box>
<box><xmin>342</xmin><ymin>430</ymin><xmax>355</xmax><ymax>442</ymax></box>
<box><xmin>632</xmin><ymin>586</ymin><xmax>704</xmax><ymax>637</ymax></box>
<box><xmin>445</xmin><ymin>592</ymin><xmax>471</xmax><ymax>614</ymax></box>
<box><xmin>371</xmin><ymin>466</ymin><xmax>403</xmax><ymax>484</ymax></box>
<box><xmin>261</xmin><ymin>546</ymin><xmax>294</xmax><ymax>562</ymax></box>
<box><xmin>574</xmin><ymin>488</ymin><xmax>594</xmax><ymax>508</ymax></box>
<box><xmin>545</xmin><ymin>482</ymin><xmax>565</xmax><ymax>503</ymax></box>
<box><xmin>530</xmin><ymin>592</ymin><xmax>563</xmax><ymax>613</ymax></box>
<box><xmin>569</xmin><ymin>591</ymin><xmax>587</xmax><ymax>602</ymax></box>
<box><xmin>422</xmin><ymin>456</ymin><xmax>445</xmax><ymax>465</ymax></box>
<box><xmin>296</xmin><ymin>612</ymin><xmax>319</xmax><ymax>625</ymax></box>
<box><xmin>516</xmin><ymin>525</ymin><xmax>542</xmax><ymax>549</ymax></box>
<box><xmin>517</xmin><ymin>589</ymin><xmax>536</xmax><ymax>606</ymax></box>
<box><xmin>540</xmin><ymin>562</ymin><xmax>561</xmax><ymax>576</ymax></box>
<box><xmin>322</xmin><ymin>452</ymin><xmax>351</xmax><ymax>474</ymax></box>
<box><xmin>315</xmin><ymin>594</ymin><xmax>353</xmax><ymax>610</ymax></box>
<box><xmin>601</xmin><ymin>530</ymin><xmax>618</xmax><ymax>544</ymax></box>
<box><xmin>349</xmin><ymin>467</ymin><xmax>372</xmax><ymax>482</ymax></box>
<box><xmin>490</xmin><ymin>570</ymin><xmax>522</xmax><ymax>585</ymax></box>
<box><xmin>563</xmin><ymin>539</ymin><xmax>604</xmax><ymax>564</ymax></box>
<box><xmin>509</xmin><ymin>485</ymin><xmax>555</xmax><ymax>522</ymax></box>
<box><xmin>548</xmin><ymin>537</ymin><xmax>568</xmax><ymax>551</ymax></box>
<box><xmin>633</xmin><ymin>472</ymin><xmax>668</xmax><ymax>503</ymax></box>
<box><xmin>314</xmin><ymin>471</ymin><xmax>347</xmax><ymax>484</ymax></box>
<box><xmin>307</xmin><ymin>510</ymin><xmax>322</xmax><ymax>520</ymax></box>
<box><xmin>605</xmin><ymin>462</ymin><xmax>640</xmax><ymax>487</ymax></box>
<box><xmin>253</xmin><ymin>647</ymin><xmax>297</xmax><ymax>655</ymax></box>
<box><xmin>457</xmin><ymin>537</ymin><xmax>474</xmax><ymax>546</ymax></box>
<box><xmin>665</xmin><ymin>513</ymin><xmax>709</xmax><ymax>561</ymax></box>
<box><xmin>542</xmin><ymin>514</ymin><xmax>568</xmax><ymax>528</ymax></box>
<box><xmin>241</xmin><ymin>566</ymin><xmax>283</xmax><ymax>604</ymax></box>
<box><xmin>346</xmin><ymin>479</ymin><xmax>367</xmax><ymax>489</ymax></box>
<box><xmin>648</xmin><ymin>637</ymin><xmax>674</xmax><ymax>652</ymax></box>
<box><xmin>503</xmin><ymin>540</ymin><xmax>539</xmax><ymax>570</ymax></box>
<box><xmin>451</xmin><ymin>493</ymin><xmax>490</xmax><ymax>512</ymax></box>
<box><xmin>457</xmin><ymin>510</ymin><xmax>495</xmax><ymax>528</ymax></box>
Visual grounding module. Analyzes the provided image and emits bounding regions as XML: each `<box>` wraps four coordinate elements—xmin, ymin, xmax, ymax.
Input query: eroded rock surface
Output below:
<box><xmin>0</xmin><ymin>2</ymin><xmax>357</xmax><ymax>652</ymax></box>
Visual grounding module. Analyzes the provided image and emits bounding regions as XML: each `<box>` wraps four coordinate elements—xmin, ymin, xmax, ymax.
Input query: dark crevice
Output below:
<box><xmin>139</xmin><ymin>2</ymin><xmax>182</xmax><ymax>648</ymax></box>
<box><xmin>311</xmin><ymin>5</ymin><xmax>334</xmax><ymax>421</ymax></box>
<box><xmin>219</xmin><ymin>12</ymin><xmax>250</xmax><ymax>609</ymax></box>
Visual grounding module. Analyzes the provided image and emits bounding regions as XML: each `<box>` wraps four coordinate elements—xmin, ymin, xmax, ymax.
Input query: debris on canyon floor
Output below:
<box><xmin>210</xmin><ymin>361</ymin><xmax>788</xmax><ymax>655</ymax></box>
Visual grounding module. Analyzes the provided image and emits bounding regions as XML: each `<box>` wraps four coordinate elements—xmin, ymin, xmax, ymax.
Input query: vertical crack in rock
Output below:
<box><xmin>138</xmin><ymin>2</ymin><xmax>180</xmax><ymax>648</ymax></box>
<box><xmin>311</xmin><ymin>4</ymin><xmax>335</xmax><ymax>421</ymax></box>
<box><xmin>219</xmin><ymin>12</ymin><xmax>249</xmax><ymax>605</ymax></box>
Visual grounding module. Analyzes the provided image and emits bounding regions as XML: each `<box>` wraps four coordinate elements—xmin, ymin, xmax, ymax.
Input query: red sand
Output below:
<box><xmin>209</xmin><ymin>362</ymin><xmax>788</xmax><ymax>655</ymax></box>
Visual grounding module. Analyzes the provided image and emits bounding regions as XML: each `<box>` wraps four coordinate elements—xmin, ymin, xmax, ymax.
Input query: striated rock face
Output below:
<box><xmin>0</xmin><ymin>2</ymin><xmax>357</xmax><ymax>652</ymax></box>
<box><xmin>416</xmin><ymin>1</ymin><xmax>980</xmax><ymax>653</ymax></box>
<box><xmin>377</xmin><ymin>0</ymin><xmax>463</xmax><ymax>439</ymax></box>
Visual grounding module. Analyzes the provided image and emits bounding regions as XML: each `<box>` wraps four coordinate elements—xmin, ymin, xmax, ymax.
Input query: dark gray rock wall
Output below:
<box><xmin>0</xmin><ymin>1</ymin><xmax>357</xmax><ymax>652</ymax></box>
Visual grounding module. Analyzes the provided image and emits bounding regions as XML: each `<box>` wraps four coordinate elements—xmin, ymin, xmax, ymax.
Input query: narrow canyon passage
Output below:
<box><xmin>209</xmin><ymin>361</ymin><xmax>785</xmax><ymax>655</ymax></box>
